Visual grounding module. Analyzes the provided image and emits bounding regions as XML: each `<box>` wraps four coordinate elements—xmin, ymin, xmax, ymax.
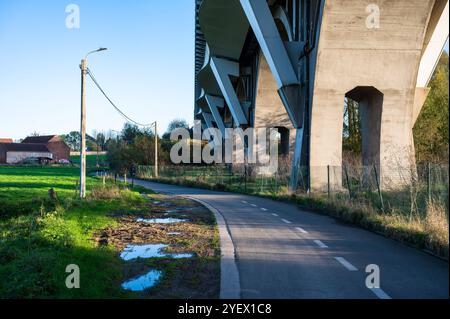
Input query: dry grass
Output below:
<box><xmin>138</xmin><ymin>165</ymin><xmax>450</xmax><ymax>259</ymax></box>
<box><xmin>292</xmin><ymin>193</ymin><xmax>449</xmax><ymax>259</ymax></box>
<box><xmin>89</xmin><ymin>185</ymin><xmax>122</xmax><ymax>200</ymax></box>
<box><xmin>424</xmin><ymin>200</ymin><xmax>449</xmax><ymax>258</ymax></box>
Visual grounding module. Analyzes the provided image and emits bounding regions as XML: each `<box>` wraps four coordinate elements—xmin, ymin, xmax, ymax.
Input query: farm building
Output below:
<box><xmin>21</xmin><ymin>135</ymin><xmax>70</xmax><ymax>162</ymax></box>
<box><xmin>0</xmin><ymin>143</ymin><xmax>53</xmax><ymax>164</ymax></box>
<box><xmin>0</xmin><ymin>135</ymin><xmax>70</xmax><ymax>164</ymax></box>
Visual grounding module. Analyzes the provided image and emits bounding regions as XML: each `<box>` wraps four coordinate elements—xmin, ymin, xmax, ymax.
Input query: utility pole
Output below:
<box><xmin>154</xmin><ymin>121</ymin><xmax>158</xmax><ymax>178</ymax></box>
<box><xmin>79</xmin><ymin>59</ymin><xmax>87</xmax><ymax>198</ymax></box>
<box><xmin>79</xmin><ymin>48</ymin><xmax>107</xmax><ymax>198</ymax></box>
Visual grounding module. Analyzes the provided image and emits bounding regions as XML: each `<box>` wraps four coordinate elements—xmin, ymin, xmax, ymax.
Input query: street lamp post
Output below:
<box><xmin>154</xmin><ymin>121</ymin><xmax>158</xmax><ymax>178</ymax></box>
<box><xmin>79</xmin><ymin>48</ymin><xmax>107</xmax><ymax>198</ymax></box>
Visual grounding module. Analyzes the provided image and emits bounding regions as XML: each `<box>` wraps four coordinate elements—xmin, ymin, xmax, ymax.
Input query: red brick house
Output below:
<box><xmin>21</xmin><ymin>135</ymin><xmax>70</xmax><ymax>162</ymax></box>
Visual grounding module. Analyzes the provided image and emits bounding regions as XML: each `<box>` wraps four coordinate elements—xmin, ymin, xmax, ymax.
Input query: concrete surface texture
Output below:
<box><xmin>309</xmin><ymin>0</ymin><xmax>443</xmax><ymax>190</ymax></box>
<box><xmin>133</xmin><ymin>179</ymin><xmax>449</xmax><ymax>299</ymax></box>
<box><xmin>194</xmin><ymin>0</ymin><xmax>449</xmax><ymax>191</ymax></box>
<box><xmin>253</xmin><ymin>55</ymin><xmax>297</xmax><ymax>155</ymax></box>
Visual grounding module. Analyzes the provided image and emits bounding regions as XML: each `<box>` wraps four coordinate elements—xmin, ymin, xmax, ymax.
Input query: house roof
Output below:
<box><xmin>0</xmin><ymin>143</ymin><xmax>51</xmax><ymax>153</ymax></box>
<box><xmin>21</xmin><ymin>135</ymin><xmax>60</xmax><ymax>144</ymax></box>
<box><xmin>0</xmin><ymin>138</ymin><xmax>13</xmax><ymax>143</ymax></box>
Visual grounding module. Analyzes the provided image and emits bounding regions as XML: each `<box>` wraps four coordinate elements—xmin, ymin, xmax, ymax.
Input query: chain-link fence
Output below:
<box><xmin>324</xmin><ymin>164</ymin><xmax>449</xmax><ymax>216</ymax></box>
<box><xmin>136</xmin><ymin>164</ymin><xmax>292</xmax><ymax>195</ymax></box>
<box><xmin>131</xmin><ymin>163</ymin><xmax>448</xmax><ymax>215</ymax></box>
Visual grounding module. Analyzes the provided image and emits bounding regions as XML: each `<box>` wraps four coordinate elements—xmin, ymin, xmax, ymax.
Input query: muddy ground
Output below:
<box><xmin>94</xmin><ymin>193</ymin><xmax>220</xmax><ymax>299</ymax></box>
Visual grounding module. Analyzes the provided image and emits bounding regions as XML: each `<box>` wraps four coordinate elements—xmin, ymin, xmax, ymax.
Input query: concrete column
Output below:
<box><xmin>309</xmin><ymin>92</ymin><xmax>344</xmax><ymax>192</ymax></box>
<box><xmin>308</xmin><ymin>0</ymin><xmax>437</xmax><ymax>192</ymax></box>
<box><xmin>253</xmin><ymin>54</ymin><xmax>296</xmax><ymax>178</ymax></box>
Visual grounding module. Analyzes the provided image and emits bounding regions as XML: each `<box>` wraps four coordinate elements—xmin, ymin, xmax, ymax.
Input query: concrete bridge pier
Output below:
<box><xmin>308</xmin><ymin>0</ymin><xmax>448</xmax><ymax>192</ymax></box>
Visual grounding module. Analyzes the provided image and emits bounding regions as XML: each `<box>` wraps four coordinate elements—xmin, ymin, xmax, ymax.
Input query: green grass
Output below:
<box><xmin>70</xmin><ymin>154</ymin><xmax>108</xmax><ymax>168</ymax></box>
<box><xmin>0</xmin><ymin>166</ymin><xmax>103</xmax><ymax>219</ymax></box>
<box><xmin>0</xmin><ymin>166</ymin><xmax>147</xmax><ymax>298</ymax></box>
<box><xmin>0</xmin><ymin>166</ymin><xmax>220</xmax><ymax>298</ymax></box>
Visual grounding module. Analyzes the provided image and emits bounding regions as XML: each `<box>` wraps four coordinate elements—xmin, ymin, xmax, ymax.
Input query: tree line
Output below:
<box><xmin>99</xmin><ymin>119</ymin><xmax>188</xmax><ymax>173</ymax></box>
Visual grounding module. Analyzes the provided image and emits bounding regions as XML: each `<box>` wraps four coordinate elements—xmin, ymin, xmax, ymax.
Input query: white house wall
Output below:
<box><xmin>6</xmin><ymin>152</ymin><xmax>53</xmax><ymax>164</ymax></box>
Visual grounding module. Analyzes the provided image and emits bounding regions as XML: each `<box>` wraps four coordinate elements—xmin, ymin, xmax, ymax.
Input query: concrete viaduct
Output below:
<box><xmin>193</xmin><ymin>0</ymin><xmax>449</xmax><ymax>191</ymax></box>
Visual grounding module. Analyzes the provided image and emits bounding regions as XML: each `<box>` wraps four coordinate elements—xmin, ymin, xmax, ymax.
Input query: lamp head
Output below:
<box><xmin>85</xmin><ymin>48</ymin><xmax>108</xmax><ymax>60</ymax></box>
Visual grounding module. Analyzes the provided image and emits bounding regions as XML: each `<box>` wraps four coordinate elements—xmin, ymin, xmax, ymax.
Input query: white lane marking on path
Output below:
<box><xmin>313</xmin><ymin>240</ymin><xmax>328</xmax><ymax>248</ymax></box>
<box><xmin>295</xmin><ymin>227</ymin><xmax>308</xmax><ymax>234</ymax></box>
<box><xmin>281</xmin><ymin>219</ymin><xmax>292</xmax><ymax>224</ymax></box>
<box><xmin>334</xmin><ymin>257</ymin><xmax>358</xmax><ymax>271</ymax></box>
<box><xmin>241</xmin><ymin>201</ymin><xmax>248</xmax><ymax>204</ymax></box>
<box><xmin>369</xmin><ymin>288</ymin><xmax>392</xmax><ymax>299</ymax></box>
<box><xmin>271</xmin><ymin>213</ymin><xmax>279</xmax><ymax>217</ymax></box>
<box><xmin>260</xmin><ymin>208</ymin><xmax>267</xmax><ymax>211</ymax></box>
<box><xmin>250</xmin><ymin>204</ymin><xmax>258</xmax><ymax>207</ymax></box>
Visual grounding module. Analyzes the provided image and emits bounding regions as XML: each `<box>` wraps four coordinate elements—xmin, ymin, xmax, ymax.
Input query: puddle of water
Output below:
<box><xmin>136</xmin><ymin>218</ymin><xmax>188</xmax><ymax>224</ymax></box>
<box><xmin>171</xmin><ymin>253</ymin><xmax>193</xmax><ymax>259</ymax></box>
<box><xmin>167</xmin><ymin>232</ymin><xmax>181</xmax><ymax>236</ymax></box>
<box><xmin>121</xmin><ymin>270</ymin><xmax>162</xmax><ymax>292</ymax></box>
<box><xmin>120</xmin><ymin>244</ymin><xmax>193</xmax><ymax>261</ymax></box>
<box><xmin>120</xmin><ymin>244</ymin><xmax>167</xmax><ymax>261</ymax></box>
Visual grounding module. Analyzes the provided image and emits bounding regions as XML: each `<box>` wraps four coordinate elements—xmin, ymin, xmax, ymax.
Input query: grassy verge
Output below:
<box><xmin>70</xmin><ymin>154</ymin><xmax>108</xmax><ymax>168</ymax></box>
<box><xmin>145</xmin><ymin>175</ymin><xmax>449</xmax><ymax>260</ymax></box>
<box><xmin>0</xmin><ymin>166</ymin><xmax>219</xmax><ymax>298</ymax></box>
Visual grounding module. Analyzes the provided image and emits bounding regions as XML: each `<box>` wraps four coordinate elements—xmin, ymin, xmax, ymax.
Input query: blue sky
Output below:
<box><xmin>0</xmin><ymin>0</ymin><xmax>195</xmax><ymax>140</ymax></box>
<box><xmin>0</xmin><ymin>2</ymin><xmax>448</xmax><ymax>140</ymax></box>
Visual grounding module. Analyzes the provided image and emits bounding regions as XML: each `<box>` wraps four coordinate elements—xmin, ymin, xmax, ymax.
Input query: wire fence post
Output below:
<box><xmin>344</xmin><ymin>164</ymin><xmax>352</xmax><ymax>200</ymax></box>
<box><xmin>327</xmin><ymin>165</ymin><xmax>331</xmax><ymax>199</ymax></box>
<box><xmin>275</xmin><ymin>172</ymin><xmax>278</xmax><ymax>195</ymax></box>
<box><xmin>427</xmin><ymin>163</ymin><xmax>432</xmax><ymax>203</ymax></box>
<box><xmin>244</xmin><ymin>165</ymin><xmax>247</xmax><ymax>193</ymax></box>
<box><xmin>373</xmin><ymin>165</ymin><xmax>385</xmax><ymax>212</ymax></box>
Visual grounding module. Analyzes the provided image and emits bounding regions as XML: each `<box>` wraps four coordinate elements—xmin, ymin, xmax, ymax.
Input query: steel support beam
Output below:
<box><xmin>210</xmin><ymin>56</ymin><xmax>248</xmax><ymax>126</ymax></box>
<box><xmin>205</xmin><ymin>95</ymin><xmax>227</xmax><ymax>137</ymax></box>
<box><xmin>240</xmin><ymin>0</ymin><xmax>303</xmax><ymax>128</ymax></box>
<box><xmin>417</xmin><ymin>1</ymin><xmax>449</xmax><ymax>88</ymax></box>
<box><xmin>201</xmin><ymin>111</ymin><xmax>215</xmax><ymax>130</ymax></box>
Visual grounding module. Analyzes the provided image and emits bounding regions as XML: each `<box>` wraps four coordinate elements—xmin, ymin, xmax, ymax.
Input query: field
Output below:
<box><xmin>0</xmin><ymin>166</ymin><xmax>219</xmax><ymax>298</ymax></box>
<box><xmin>70</xmin><ymin>154</ymin><xmax>108</xmax><ymax>168</ymax></box>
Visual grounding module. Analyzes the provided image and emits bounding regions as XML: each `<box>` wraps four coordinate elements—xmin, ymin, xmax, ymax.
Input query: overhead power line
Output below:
<box><xmin>86</xmin><ymin>68</ymin><xmax>155</xmax><ymax>127</ymax></box>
